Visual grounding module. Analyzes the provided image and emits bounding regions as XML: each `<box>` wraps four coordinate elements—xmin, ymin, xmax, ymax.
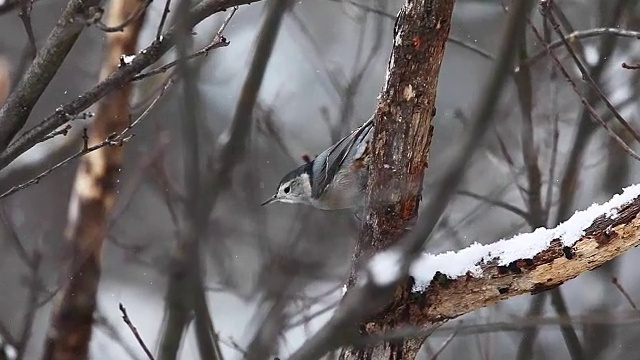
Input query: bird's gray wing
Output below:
<box><xmin>312</xmin><ymin>117</ymin><xmax>374</xmax><ymax>199</ymax></box>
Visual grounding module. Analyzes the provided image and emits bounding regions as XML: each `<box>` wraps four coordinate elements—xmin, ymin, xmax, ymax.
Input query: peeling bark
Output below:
<box><xmin>41</xmin><ymin>1</ymin><xmax>146</xmax><ymax>359</ymax></box>
<box><xmin>354</xmin><ymin>0</ymin><xmax>452</xmax><ymax>260</ymax></box>
<box><xmin>343</xmin><ymin>0</ymin><xmax>455</xmax><ymax>359</ymax></box>
<box><xmin>354</xmin><ymin>191</ymin><xmax>640</xmax><ymax>335</ymax></box>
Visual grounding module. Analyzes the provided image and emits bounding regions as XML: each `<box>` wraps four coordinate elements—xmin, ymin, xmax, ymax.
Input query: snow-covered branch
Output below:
<box><xmin>291</xmin><ymin>183</ymin><xmax>640</xmax><ymax>360</ymax></box>
<box><xmin>366</xmin><ymin>183</ymin><xmax>640</xmax><ymax>329</ymax></box>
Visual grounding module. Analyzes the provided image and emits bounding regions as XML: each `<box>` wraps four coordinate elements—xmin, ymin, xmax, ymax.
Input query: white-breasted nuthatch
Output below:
<box><xmin>261</xmin><ymin>117</ymin><xmax>374</xmax><ymax>210</ymax></box>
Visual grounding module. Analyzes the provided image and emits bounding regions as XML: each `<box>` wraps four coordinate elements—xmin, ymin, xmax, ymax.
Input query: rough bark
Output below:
<box><xmin>40</xmin><ymin>1</ymin><xmax>146</xmax><ymax>359</ymax></box>
<box><xmin>345</xmin><ymin>0</ymin><xmax>455</xmax><ymax>358</ymax></box>
<box><xmin>354</xmin><ymin>189</ymin><xmax>640</xmax><ymax>336</ymax></box>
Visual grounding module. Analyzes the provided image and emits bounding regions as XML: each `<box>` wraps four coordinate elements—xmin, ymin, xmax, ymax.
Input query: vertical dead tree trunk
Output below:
<box><xmin>344</xmin><ymin>0</ymin><xmax>455</xmax><ymax>358</ymax></box>
<box><xmin>41</xmin><ymin>1</ymin><xmax>146</xmax><ymax>359</ymax></box>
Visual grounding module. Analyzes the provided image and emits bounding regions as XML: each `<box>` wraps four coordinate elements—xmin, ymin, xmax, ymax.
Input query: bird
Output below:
<box><xmin>261</xmin><ymin>117</ymin><xmax>374</xmax><ymax>210</ymax></box>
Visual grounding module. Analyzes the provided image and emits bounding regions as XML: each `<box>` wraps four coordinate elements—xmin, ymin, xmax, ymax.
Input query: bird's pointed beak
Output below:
<box><xmin>261</xmin><ymin>195</ymin><xmax>277</xmax><ymax>206</ymax></box>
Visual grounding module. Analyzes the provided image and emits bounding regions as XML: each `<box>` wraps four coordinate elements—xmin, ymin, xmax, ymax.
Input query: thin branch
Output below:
<box><xmin>428</xmin><ymin>325</ymin><xmax>459</xmax><ymax>360</ymax></box>
<box><xmin>551</xmin><ymin>0</ymin><xmax>628</xmax><ymax>227</ymax></box>
<box><xmin>0</xmin><ymin>0</ymin><xmax>103</xmax><ymax>150</ymax></box>
<box><xmin>526</xmin><ymin>27</ymin><xmax>640</xmax><ymax>66</ymax></box>
<box><xmin>0</xmin><ymin>78</ymin><xmax>173</xmax><ymax>200</ymax></box>
<box><xmin>156</xmin><ymin>0</ymin><xmax>172</xmax><ymax>41</ymax></box>
<box><xmin>541</xmin><ymin>2</ymin><xmax>640</xmax><ymax>147</ymax></box>
<box><xmin>514</xmin><ymin>38</ymin><xmax>545</xmax><ymax>227</ymax></box>
<box><xmin>94</xmin><ymin>310</ymin><xmax>146</xmax><ymax>360</ymax></box>
<box><xmin>156</xmin><ymin>1</ymin><xmax>276</xmax><ymax>358</ymax></box>
<box><xmin>119</xmin><ymin>304</ymin><xmax>155</xmax><ymax>360</ymax></box>
<box><xmin>361</xmin><ymin>310</ymin><xmax>640</xmax><ymax>340</ymax></box>
<box><xmin>527</xmin><ymin>19</ymin><xmax>640</xmax><ymax>162</ymax></box>
<box><xmin>550</xmin><ymin>289</ymin><xmax>585</xmax><ymax>360</ymax></box>
<box><xmin>327</xmin><ymin>0</ymin><xmax>394</xmax><ymax>19</ymax></box>
<box><xmin>545</xmin><ymin>93</ymin><xmax>559</xmax><ymax>217</ymax></box>
<box><xmin>0</xmin><ymin>0</ymin><xmax>260</xmax><ymax>172</ymax></box>
<box><xmin>621</xmin><ymin>62</ymin><xmax>640</xmax><ymax>70</ymax></box>
<box><xmin>93</xmin><ymin>0</ymin><xmax>153</xmax><ymax>32</ymax></box>
<box><xmin>516</xmin><ymin>294</ymin><xmax>546</xmax><ymax>360</ymax></box>
<box><xmin>133</xmin><ymin>7</ymin><xmax>237</xmax><ymax>81</ymax></box>
<box><xmin>15</xmin><ymin>249</ymin><xmax>41</xmax><ymax>360</ymax></box>
<box><xmin>18</xmin><ymin>0</ymin><xmax>36</xmax><ymax>57</ymax></box>
<box><xmin>458</xmin><ymin>190</ymin><xmax>532</xmax><ymax>223</ymax></box>
<box><xmin>612</xmin><ymin>277</ymin><xmax>638</xmax><ymax>311</ymax></box>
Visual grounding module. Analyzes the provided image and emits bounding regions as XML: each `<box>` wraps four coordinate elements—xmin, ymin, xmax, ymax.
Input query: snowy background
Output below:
<box><xmin>1</xmin><ymin>0</ymin><xmax>640</xmax><ymax>359</ymax></box>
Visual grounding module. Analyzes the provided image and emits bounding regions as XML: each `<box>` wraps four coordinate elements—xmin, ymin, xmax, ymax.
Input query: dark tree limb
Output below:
<box><xmin>156</xmin><ymin>1</ymin><xmax>289</xmax><ymax>359</ymax></box>
<box><xmin>0</xmin><ymin>0</ymin><xmax>102</xmax><ymax>150</ymax></box>
<box><xmin>0</xmin><ymin>0</ymin><xmax>262</xmax><ymax>173</ymax></box>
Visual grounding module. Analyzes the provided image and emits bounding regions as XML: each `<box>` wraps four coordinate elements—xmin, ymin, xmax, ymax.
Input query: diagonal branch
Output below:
<box><xmin>0</xmin><ymin>0</ymin><xmax>262</xmax><ymax>173</ymax></box>
<box><xmin>386</xmin><ymin>184</ymin><xmax>640</xmax><ymax>330</ymax></box>
<box><xmin>0</xmin><ymin>0</ymin><xmax>102</xmax><ymax>149</ymax></box>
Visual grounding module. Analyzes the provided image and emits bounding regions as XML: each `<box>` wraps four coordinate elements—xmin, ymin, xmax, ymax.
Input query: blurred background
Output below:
<box><xmin>1</xmin><ymin>0</ymin><xmax>640</xmax><ymax>359</ymax></box>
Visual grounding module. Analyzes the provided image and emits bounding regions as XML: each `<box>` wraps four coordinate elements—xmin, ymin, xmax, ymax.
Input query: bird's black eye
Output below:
<box><xmin>283</xmin><ymin>186</ymin><xmax>290</xmax><ymax>194</ymax></box>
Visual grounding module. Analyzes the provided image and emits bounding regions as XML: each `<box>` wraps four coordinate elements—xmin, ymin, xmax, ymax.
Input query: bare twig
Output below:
<box><xmin>458</xmin><ymin>190</ymin><xmax>532</xmax><ymax>223</ymax></box>
<box><xmin>0</xmin><ymin>78</ymin><xmax>172</xmax><ymax>200</ymax></box>
<box><xmin>15</xmin><ymin>249</ymin><xmax>41</xmax><ymax>360</ymax></box>
<box><xmin>156</xmin><ymin>0</ymin><xmax>173</xmax><ymax>41</ymax></box>
<box><xmin>514</xmin><ymin>34</ymin><xmax>546</xmax><ymax>228</ymax></box>
<box><xmin>527</xmin><ymin>19</ymin><xmax>640</xmax><ymax>162</ymax></box>
<box><xmin>428</xmin><ymin>325</ymin><xmax>459</xmax><ymax>360</ymax></box>
<box><xmin>155</xmin><ymin>4</ymin><xmax>243</xmax><ymax>357</ymax></box>
<box><xmin>541</xmin><ymin>2</ymin><xmax>640</xmax><ymax>147</ymax></box>
<box><xmin>327</xmin><ymin>0</ymin><xmax>393</xmax><ymax>19</ymax></box>
<box><xmin>0</xmin><ymin>0</ymin><xmax>260</xmax><ymax>172</ymax></box>
<box><xmin>119</xmin><ymin>303</ymin><xmax>155</xmax><ymax>360</ymax></box>
<box><xmin>552</xmin><ymin>0</ymin><xmax>628</xmax><ymax>228</ymax></box>
<box><xmin>621</xmin><ymin>62</ymin><xmax>640</xmax><ymax>70</ymax></box>
<box><xmin>612</xmin><ymin>277</ymin><xmax>638</xmax><ymax>311</ymax></box>
<box><xmin>18</xmin><ymin>0</ymin><xmax>36</xmax><ymax>57</ymax></box>
<box><xmin>526</xmin><ymin>27</ymin><xmax>640</xmax><ymax>65</ymax></box>
<box><xmin>133</xmin><ymin>7</ymin><xmax>237</xmax><ymax>81</ymax></box>
<box><xmin>94</xmin><ymin>0</ymin><xmax>152</xmax><ymax>32</ymax></box>
<box><xmin>94</xmin><ymin>311</ymin><xmax>146</xmax><ymax>360</ymax></box>
<box><xmin>0</xmin><ymin>0</ymin><xmax>103</xmax><ymax>150</ymax></box>
<box><xmin>550</xmin><ymin>289</ymin><xmax>585</xmax><ymax>360</ymax></box>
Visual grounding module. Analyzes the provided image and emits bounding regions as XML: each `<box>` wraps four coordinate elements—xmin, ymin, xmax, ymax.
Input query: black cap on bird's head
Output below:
<box><xmin>261</xmin><ymin>161</ymin><xmax>314</xmax><ymax>206</ymax></box>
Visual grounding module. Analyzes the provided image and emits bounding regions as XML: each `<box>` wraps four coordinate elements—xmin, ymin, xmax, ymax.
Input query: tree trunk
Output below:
<box><xmin>41</xmin><ymin>1</ymin><xmax>146</xmax><ymax>359</ymax></box>
<box><xmin>344</xmin><ymin>0</ymin><xmax>456</xmax><ymax>358</ymax></box>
